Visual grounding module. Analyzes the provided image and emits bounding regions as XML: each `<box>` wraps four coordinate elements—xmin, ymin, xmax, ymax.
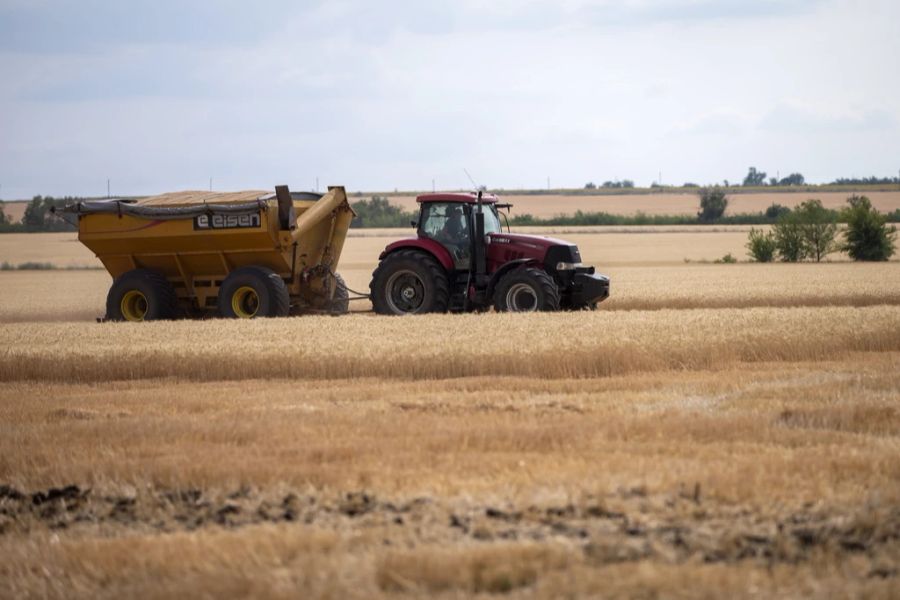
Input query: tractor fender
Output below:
<box><xmin>379</xmin><ymin>238</ymin><xmax>454</xmax><ymax>272</ymax></box>
<box><xmin>486</xmin><ymin>258</ymin><xmax>540</xmax><ymax>299</ymax></box>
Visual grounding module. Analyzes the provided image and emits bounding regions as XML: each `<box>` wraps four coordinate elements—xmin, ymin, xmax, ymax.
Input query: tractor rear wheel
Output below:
<box><xmin>106</xmin><ymin>269</ymin><xmax>179</xmax><ymax>322</ymax></box>
<box><xmin>218</xmin><ymin>266</ymin><xmax>290</xmax><ymax>319</ymax></box>
<box><xmin>370</xmin><ymin>250</ymin><xmax>450</xmax><ymax>315</ymax></box>
<box><xmin>493</xmin><ymin>267</ymin><xmax>560</xmax><ymax>312</ymax></box>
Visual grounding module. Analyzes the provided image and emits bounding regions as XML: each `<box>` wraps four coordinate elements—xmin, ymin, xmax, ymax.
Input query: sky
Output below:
<box><xmin>0</xmin><ymin>0</ymin><xmax>898</xmax><ymax>198</ymax></box>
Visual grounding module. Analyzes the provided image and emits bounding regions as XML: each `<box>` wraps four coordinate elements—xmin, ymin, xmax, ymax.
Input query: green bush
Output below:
<box><xmin>715</xmin><ymin>253</ymin><xmax>737</xmax><ymax>264</ymax></box>
<box><xmin>764</xmin><ymin>203</ymin><xmax>790</xmax><ymax>220</ymax></box>
<box><xmin>842</xmin><ymin>195</ymin><xmax>896</xmax><ymax>261</ymax></box>
<box><xmin>773</xmin><ymin>213</ymin><xmax>807</xmax><ymax>262</ymax></box>
<box><xmin>771</xmin><ymin>199</ymin><xmax>838</xmax><ymax>262</ymax></box>
<box><xmin>746</xmin><ymin>228</ymin><xmax>776</xmax><ymax>262</ymax></box>
<box><xmin>795</xmin><ymin>199</ymin><xmax>838</xmax><ymax>262</ymax></box>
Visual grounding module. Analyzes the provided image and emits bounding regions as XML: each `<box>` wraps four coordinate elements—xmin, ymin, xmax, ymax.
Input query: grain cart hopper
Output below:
<box><xmin>58</xmin><ymin>186</ymin><xmax>354</xmax><ymax>321</ymax></box>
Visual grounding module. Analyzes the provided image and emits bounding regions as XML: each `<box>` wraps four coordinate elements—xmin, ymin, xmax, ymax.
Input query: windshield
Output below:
<box><xmin>481</xmin><ymin>206</ymin><xmax>502</xmax><ymax>234</ymax></box>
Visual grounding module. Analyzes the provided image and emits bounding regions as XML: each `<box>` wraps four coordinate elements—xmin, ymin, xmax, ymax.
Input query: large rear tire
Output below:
<box><xmin>218</xmin><ymin>266</ymin><xmax>290</xmax><ymax>319</ymax></box>
<box><xmin>370</xmin><ymin>250</ymin><xmax>450</xmax><ymax>315</ymax></box>
<box><xmin>106</xmin><ymin>269</ymin><xmax>179</xmax><ymax>322</ymax></box>
<box><xmin>493</xmin><ymin>267</ymin><xmax>560</xmax><ymax>312</ymax></box>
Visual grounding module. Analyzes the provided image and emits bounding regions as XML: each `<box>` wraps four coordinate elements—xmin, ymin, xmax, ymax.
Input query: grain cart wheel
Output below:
<box><xmin>370</xmin><ymin>250</ymin><xmax>450</xmax><ymax>315</ymax></box>
<box><xmin>218</xmin><ymin>266</ymin><xmax>289</xmax><ymax>319</ymax></box>
<box><xmin>327</xmin><ymin>273</ymin><xmax>350</xmax><ymax>315</ymax></box>
<box><xmin>493</xmin><ymin>267</ymin><xmax>560</xmax><ymax>312</ymax></box>
<box><xmin>106</xmin><ymin>269</ymin><xmax>179</xmax><ymax>322</ymax></box>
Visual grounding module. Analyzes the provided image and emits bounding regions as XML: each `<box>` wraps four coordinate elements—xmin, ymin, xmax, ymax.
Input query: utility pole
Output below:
<box><xmin>107</xmin><ymin>178</ymin><xmax>110</xmax><ymax>199</ymax></box>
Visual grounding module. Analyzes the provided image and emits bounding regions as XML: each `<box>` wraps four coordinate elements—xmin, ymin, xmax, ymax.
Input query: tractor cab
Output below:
<box><xmin>416</xmin><ymin>193</ymin><xmax>503</xmax><ymax>270</ymax></box>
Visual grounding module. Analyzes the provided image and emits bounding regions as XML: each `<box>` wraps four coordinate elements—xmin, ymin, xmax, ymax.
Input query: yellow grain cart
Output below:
<box><xmin>61</xmin><ymin>185</ymin><xmax>355</xmax><ymax>321</ymax></box>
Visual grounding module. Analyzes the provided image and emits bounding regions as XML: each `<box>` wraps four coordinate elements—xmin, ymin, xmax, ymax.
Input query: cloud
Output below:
<box><xmin>0</xmin><ymin>0</ymin><xmax>898</xmax><ymax>197</ymax></box>
<box><xmin>760</xmin><ymin>103</ymin><xmax>897</xmax><ymax>133</ymax></box>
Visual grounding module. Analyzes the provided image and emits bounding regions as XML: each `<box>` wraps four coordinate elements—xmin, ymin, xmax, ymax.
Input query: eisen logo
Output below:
<box><xmin>193</xmin><ymin>213</ymin><xmax>261</xmax><ymax>230</ymax></box>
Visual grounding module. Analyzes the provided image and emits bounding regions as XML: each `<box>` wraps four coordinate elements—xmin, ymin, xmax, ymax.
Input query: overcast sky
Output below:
<box><xmin>1</xmin><ymin>0</ymin><xmax>898</xmax><ymax>198</ymax></box>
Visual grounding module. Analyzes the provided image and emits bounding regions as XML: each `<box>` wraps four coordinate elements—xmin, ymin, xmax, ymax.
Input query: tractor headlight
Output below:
<box><xmin>555</xmin><ymin>262</ymin><xmax>583</xmax><ymax>270</ymax></box>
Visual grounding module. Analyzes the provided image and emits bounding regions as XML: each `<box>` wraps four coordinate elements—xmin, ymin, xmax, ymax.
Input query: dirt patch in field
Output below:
<box><xmin>1</xmin><ymin>483</ymin><xmax>896</xmax><ymax>575</ymax></box>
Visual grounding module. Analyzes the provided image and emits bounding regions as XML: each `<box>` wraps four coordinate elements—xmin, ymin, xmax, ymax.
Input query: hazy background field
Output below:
<box><xmin>384</xmin><ymin>190</ymin><xmax>900</xmax><ymax>218</ymax></box>
<box><xmin>4</xmin><ymin>189</ymin><xmax>900</xmax><ymax>224</ymax></box>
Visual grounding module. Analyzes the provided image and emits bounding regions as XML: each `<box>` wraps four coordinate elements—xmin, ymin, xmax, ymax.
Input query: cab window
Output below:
<box><xmin>420</xmin><ymin>202</ymin><xmax>471</xmax><ymax>269</ymax></box>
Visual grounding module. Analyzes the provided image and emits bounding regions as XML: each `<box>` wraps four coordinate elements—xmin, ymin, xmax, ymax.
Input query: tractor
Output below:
<box><xmin>369</xmin><ymin>192</ymin><xmax>610</xmax><ymax>314</ymax></box>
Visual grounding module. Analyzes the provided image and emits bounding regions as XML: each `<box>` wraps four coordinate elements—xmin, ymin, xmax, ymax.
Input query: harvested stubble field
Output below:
<box><xmin>1</xmin><ymin>230</ymin><xmax>900</xmax><ymax>598</ymax></box>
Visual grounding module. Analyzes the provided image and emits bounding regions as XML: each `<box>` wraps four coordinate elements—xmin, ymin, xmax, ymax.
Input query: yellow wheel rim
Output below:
<box><xmin>120</xmin><ymin>290</ymin><xmax>148</xmax><ymax>322</ymax></box>
<box><xmin>231</xmin><ymin>286</ymin><xmax>260</xmax><ymax>318</ymax></box>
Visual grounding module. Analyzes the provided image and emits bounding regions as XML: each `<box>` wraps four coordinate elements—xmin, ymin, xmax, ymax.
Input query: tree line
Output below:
<box><xmin>0</xmin><ymin>196</ymin><xmax>79</xmax><ymax>232</ymax></box>
<box><xmin>745</xmin><ymin>196</ymin><xmax>895</xmax><ymax>262</ymax></box>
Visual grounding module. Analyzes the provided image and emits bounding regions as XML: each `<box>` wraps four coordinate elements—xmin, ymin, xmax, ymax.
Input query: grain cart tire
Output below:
<box><xmin>327</xmin><ymin>273</ymin><xmax>350</xmax><ymax>315</ymax></box>
<box><xmin>493</xmin><ymin>267</ymin><xmax>560</xmax><ymax>312</ymax></box>
<box><xmin>218</xmin><ymin>266</ymin><xmax>290</xmax><ymax>319</ymax></box>
<box><xmin>370</xmin><ymin>250</ymin><xmax>450</xmax><ymax>315</ymax></box>
<box><xmin>106</xmin><ymin>269</ymin><xmax>179</xmax><ymax>322</ymax></box>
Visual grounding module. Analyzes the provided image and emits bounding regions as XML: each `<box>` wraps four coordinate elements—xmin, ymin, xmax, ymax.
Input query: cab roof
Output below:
<box><xmin>416</xmin><ymin>192</ymin><xmax>499</xmax><ymax>204</ymax></box>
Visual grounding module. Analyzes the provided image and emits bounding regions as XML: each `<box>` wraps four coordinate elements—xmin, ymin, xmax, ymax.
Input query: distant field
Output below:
<box><xmin>4</xmin><ymin>189</ymin><xmax>899</xmax><ymax>226</ymax></box>
<box><xmin>0</xmin><ymin>201</ymin><xmax>27</xmax><ymax>223</ymax></box>
<box><xmin>383</xmin><ymin>190</ymin><xmax>900</xmax><ymax>218</ymax></box>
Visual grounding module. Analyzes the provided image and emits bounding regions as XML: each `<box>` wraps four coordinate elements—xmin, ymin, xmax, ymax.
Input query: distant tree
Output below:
<box><xmin>765</xmin><ymin>203</ymin><xmax>791</xmax><ymax>220</ymax></box>
<box><xmin>697</xmin><ymin>187</ymin><xmax>728</xmax><ymax>222</ymax></box>
<box><xmin>682</xmin><ymin>182</ymin><xmax>699</xmax><ymax>188</ymax></box>
<box><xmin>841</xmin><ymin>195</ymin><xmax>896</xmax><ymax>261</ymax></box>
<box><xmin>779</xmin><ymin>173</ymin><xmax>805</xmax><ymax>186</ymax></box>
<box><xmin>22</xmin><ymin>196</ymin><xmax>46</xmax><ymax>229</ymax></box>
<box><xmin>772</xmin><ymin>212</ymin><xmax>807</xmax><ymax>262</ymax></box>
<box><xmin>0</xmin><ymin>202</ymin><xmax>9</xmax><ymax>226</ymax></box>
<box><xmin>746</xmin><ymin>228</ymin><xmax>777</xmax><ymax>262</ymax></box>
<box><xmin>584</xmin><ymin>182</ymin><xmax>597</xmax><ymax>190</ymax></box>
<box><xmin>794</xmin><ymin>199</ymin><xmax>838</xmax><ymax>262</ymax></box>
<box><xmin>743</xmin><ymin>167</ymin><xmax>767</xmax><ymax>186</ymax></box>
<box><xmin>768</xmin><ymin>177</ymin><xmax>779</xmax><ymax>186</ymax></box>
<box><xmin>350</xmin><ymin>196</ymin><xmax>417</xmax><ymax>228</ymax></box>
<box><xmin>599</xmin><ymin>179</ymin><xmax>635</xmax><ymax>189</ymax></box>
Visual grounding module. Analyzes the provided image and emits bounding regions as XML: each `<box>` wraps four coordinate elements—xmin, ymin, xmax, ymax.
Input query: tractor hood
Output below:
<box><xmin>487</xmin><ymin>233</ymin><xmax>582</xmax><ymax>266</ymax></box>
<box><xmin>488</xmin><ymin>232</ymin><xmax>575</xmax><ymax>252</ymax></box>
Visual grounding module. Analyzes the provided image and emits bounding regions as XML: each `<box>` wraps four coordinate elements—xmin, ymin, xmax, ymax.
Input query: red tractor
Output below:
<box><xmin>369</xmin><ymin>192</ymin><xmax>610</xmax><ymax>314</ymax></box>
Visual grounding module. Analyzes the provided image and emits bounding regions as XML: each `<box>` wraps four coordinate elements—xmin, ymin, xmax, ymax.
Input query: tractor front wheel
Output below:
<box><xmin>370</xmin><ymin>250</ymin><xmax>450</xmax><ymax>315</ymax></box>
<box><xmin>493</xmin><ymin>267</ymin><xmax>560</xmax><ymax>312</ymax></box>
<box><xmin>218</xmin><ymin>266</ymin><xmax>290</xmax><ymax>319</ymax></box>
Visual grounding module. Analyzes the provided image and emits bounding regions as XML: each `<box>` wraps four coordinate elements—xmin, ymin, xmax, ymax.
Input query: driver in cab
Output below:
<box><xmin>433</xmin><ymin>205</ymin><xmax>470</xmax><ymax>268</ymax></box>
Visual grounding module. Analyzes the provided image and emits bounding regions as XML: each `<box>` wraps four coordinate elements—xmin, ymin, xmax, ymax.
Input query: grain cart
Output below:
<box><xmin>370</xmin><ymin>191</ymin><xmax>610</xmax><ymax>314</ymax></box>
<box><xmin>58</xmin><ymin>186</ymin><xmax>354</xmax><ymax>321</ymax></box>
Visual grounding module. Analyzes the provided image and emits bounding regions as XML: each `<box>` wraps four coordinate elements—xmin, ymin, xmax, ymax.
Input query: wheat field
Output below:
<box><xmin>1</xmin><ymin>228</ymin><xmax>899</xmax><ymax>598</ymax></box>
